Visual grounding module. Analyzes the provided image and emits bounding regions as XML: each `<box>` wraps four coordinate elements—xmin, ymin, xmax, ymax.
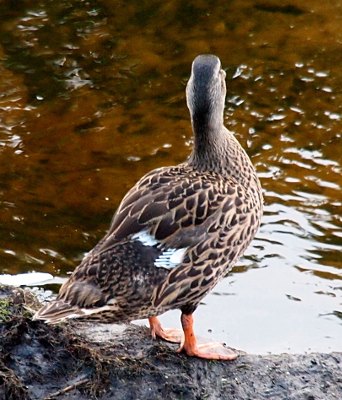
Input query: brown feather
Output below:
<box><xmin>33</xmin><ymin>54</ymin><xmax>263</xmax><ymax>328</ymax></box>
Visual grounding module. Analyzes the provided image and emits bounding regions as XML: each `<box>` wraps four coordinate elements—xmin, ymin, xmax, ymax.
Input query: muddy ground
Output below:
<box><xmin>0</xmin><ymin>285</ymin><xmax>341</xmax><ymax>400</ymax></box>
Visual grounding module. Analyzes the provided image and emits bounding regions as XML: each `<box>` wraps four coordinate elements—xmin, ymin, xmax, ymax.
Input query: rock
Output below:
<box><xmin>0</xmin><ymin>285</ymin><xmax>341</xmax><ymax>400</ymax></box>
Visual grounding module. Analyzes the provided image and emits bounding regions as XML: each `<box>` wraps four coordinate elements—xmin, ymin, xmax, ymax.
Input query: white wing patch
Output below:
<box><xmin>132</xmin><ymin>230</ymin><xmax>187</xmax><ymax>270</ymax></box>
<box><xmin>154</xmin><ymin>247</ymin><xmax>187</xmax><ymax>269</ymax></box>
<box><xmin>132</xmin><ymin>230</ymin><xmax>158</xmax><ymax>246</ymax></box>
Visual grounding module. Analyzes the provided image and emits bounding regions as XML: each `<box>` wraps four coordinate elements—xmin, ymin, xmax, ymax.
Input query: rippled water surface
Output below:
<box><xmin>0</xmin><ymin>0</ymin><xmax>341</xmax><ymax>354</ymax></box>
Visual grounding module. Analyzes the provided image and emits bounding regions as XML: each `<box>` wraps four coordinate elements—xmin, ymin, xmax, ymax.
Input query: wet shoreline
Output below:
<box><xmin>1</xmin><ymin>285</ymin><xmax>341</xmax><ymax>400</ymax></box>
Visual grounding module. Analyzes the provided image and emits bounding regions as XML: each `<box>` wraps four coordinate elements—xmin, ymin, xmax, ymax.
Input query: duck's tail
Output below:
<box><xmin>33</xmin><ymin>298</ymin><xmax>119</xmax><ymax>324</ymax></box>
<box><xmin>33</xmin><ymin>300</ymin><xmax>85</xmax><ymax>323</ymax></box>
<box><xmin>33</xmin><ymin>278</ymin><xmax>117</xmax><ymax>323</ymax></box>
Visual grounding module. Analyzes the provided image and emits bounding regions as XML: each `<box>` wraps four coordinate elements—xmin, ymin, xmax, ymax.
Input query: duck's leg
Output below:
<box><xmin>177</xmin><ymin>313</ymin><xmax>238</xmax><ymax>360</ymax></box>
<box><xmin>148</xmin><ymin>316</ymin><xmax>183</xmax><ymax>343</ymax></box>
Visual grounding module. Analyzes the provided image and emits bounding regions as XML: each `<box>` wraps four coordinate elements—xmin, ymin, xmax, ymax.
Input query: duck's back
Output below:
<box><xmin>33</xmin><ymin>54</ymin><xmax>263</xmax><ymax>328</ymax></box>
<box><xmin>40</xmin><ymin>155</ymin><xmax>261</xmax><ymax>323</ymax></box>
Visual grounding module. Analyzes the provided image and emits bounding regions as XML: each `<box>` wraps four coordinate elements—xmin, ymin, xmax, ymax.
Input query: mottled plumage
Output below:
<box><xmin>34</xmin><ymin>54</ymin><xmax>263</xmax><ymax>360</ymax></box>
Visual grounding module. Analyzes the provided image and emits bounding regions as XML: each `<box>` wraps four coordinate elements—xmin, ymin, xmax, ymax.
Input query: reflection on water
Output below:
<box><xmin>0</xmin><ymin>0</ymin><xmax>341</xmax><ymax>354</ymax></box>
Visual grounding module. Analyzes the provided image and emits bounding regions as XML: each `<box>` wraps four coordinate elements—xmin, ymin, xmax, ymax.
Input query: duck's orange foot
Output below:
<box><xmin>177</xmin><ymin>340</ymin><xmax>237</xmax><ymax>360</ymax></box>
<box><xmin>178</xmin><ymin>313</ymin><xmax>238</xmax><ymax>361</ymax></box>
<box><xmin>148</xmin><ymin>317</ymin><xmax>183</xmax><ymax>343</ymax></box>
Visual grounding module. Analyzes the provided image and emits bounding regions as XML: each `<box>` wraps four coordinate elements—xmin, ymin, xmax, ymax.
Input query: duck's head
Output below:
<box><xmin>186</xmin><ymin>54</ymin><xmax>226</xmax><ymax>128</ymax></box>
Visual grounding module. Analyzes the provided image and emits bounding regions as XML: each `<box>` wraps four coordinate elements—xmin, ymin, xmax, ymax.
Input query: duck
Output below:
<box><xmin>33</xmin><ymin>54</ymin><xmax>263</xmax><ymax>360</ymax></box>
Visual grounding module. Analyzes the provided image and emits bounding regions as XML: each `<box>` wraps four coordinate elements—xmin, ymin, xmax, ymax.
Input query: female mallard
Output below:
<box><xmin>34</xmin><ymin>54</ymin><xmax>263</xmax><ymax>360</ymax></box>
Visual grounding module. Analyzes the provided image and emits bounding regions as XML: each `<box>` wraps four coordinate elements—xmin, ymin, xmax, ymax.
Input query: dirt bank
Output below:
<box><xmin>0</xmin><ymin>285</ymin><xmax>341</xmax><ymax>400</ymax></box>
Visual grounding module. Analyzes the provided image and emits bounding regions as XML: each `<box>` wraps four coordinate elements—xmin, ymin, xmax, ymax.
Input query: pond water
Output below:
<box><xmin>0</xmin><ymin>0</ymin><xmax>341</xmax><ymax>355</ymax></box>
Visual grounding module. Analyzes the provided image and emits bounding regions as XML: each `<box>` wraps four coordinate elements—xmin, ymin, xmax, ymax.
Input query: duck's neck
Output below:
<box><xmin>188</xmin><ymin>111</ymin><xmax>228</xmax><ymax>173</ymax></box>
<box><xmin>187</xmin><ymin>113</ymin><xmax>259</xmax><ymax>193</ymax></box>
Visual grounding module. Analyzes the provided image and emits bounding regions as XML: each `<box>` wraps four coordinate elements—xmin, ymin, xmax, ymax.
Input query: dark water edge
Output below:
<box><xmin>1</xmin><ymin>285</ymin><xmax>341</xmax><ymax>400</ymax></box>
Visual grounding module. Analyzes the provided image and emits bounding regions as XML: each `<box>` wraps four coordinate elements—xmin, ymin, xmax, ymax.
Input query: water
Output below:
<box><xmin>0</xmin><ymin>0</ymin><xmax>341</xmax><ymax>354</ymax></box>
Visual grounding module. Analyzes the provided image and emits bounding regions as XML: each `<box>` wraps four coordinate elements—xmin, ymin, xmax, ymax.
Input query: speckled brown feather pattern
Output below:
<box><xmin>34</xmin><ymin>54</ymin><xmax>263</xmax><ymax>326</ymax></box>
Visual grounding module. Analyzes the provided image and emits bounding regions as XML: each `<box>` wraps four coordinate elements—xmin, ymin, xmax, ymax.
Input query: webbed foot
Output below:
<box><xmin>178</xmin><ymin>314</ymin><xmax>238</xmax><ymax>360</ymax></box>
<box><xmin>148</xmin><ymin>316</ymin><xmax>183</xmax><ymax>343</ymax></box>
